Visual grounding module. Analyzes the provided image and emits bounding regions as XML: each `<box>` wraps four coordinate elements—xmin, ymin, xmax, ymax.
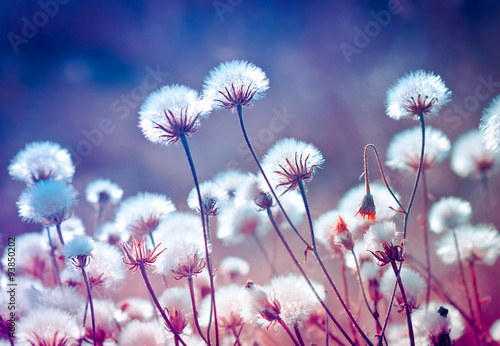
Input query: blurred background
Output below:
<box><xmin>1</xmin><ymin>0</ymin><xmax>500</xmax><ymax>344</ymax></box>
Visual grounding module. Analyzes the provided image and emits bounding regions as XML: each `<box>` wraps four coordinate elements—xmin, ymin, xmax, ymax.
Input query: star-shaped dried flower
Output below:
<box><xmin>120</xmin><ymin>236</ymin><xmax>165</xmax><ymax>273</ymax></box>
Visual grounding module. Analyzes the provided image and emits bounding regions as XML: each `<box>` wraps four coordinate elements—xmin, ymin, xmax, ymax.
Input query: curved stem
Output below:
<box><xmin>364</xmin><ymin>144</ymin><xmax>406</xmax><ymax>214</ymax></box>
<box><xmin>403</xmin><ymin>113</ymin><xmax>426</xmax><ymax>239</ymax></box>
<box><xmin>188</xmin><ymin>276</ymin><xmax>209</xmax><ymax>344</ymax></box>
<box><xmin>298</xmin><ymin>180</ymin><xmax>373</xmax><ymax>346</ymax></box>
<box><xmin>81</xmin><ymin>267</ymin><xmax>96</xmax><ymax>346</ymax></box>
<box><xmin>420</xmin><ymin>170</ymin><xmax>431</xmax><ymax>308</ymax></box>
<box><xmin>237</xmin><ymin>105</ymin><xmax>310</xmax><ymax>248</ymax></box>
<box><xmin>56</xmin><ymin>223</ymin><xmax>65</xmax><ymax>245</ymax></box>
<box><xmin>139</xmin><ymin>264</ymin><xmax>187</xmax><ymax>346</ymax></box>
<box><xmin>46</xmin><ymin>227</ymin><xmax>61</xmax><ymax>286</ymax></box>
<box><xmin>390</xmin><ymin>261</ymin><xmax>415</xmax><ymax>346</ymax></box>
<box><xmin>252</xmin><ymin>232</ymin><xmax>278</xmax><ymax>276</ymax></box>
<box><xmin>265</xmin><ymin>208</ymin><xmax>356</xmax><ymax>346</ymax></box>
<box><xmin>352</xmin><ymin>251</ymin><xmax>386</xmax><ymax>345</ymax></box>
<box><xmin>180</xmin><ymin>133</ymin><xmax>219</xmax><ymax>346</ymax></box>
<box><xmin>277</xmin><ymin>317</ymin><xmax>300</xmax><ymax>346</ymax></box>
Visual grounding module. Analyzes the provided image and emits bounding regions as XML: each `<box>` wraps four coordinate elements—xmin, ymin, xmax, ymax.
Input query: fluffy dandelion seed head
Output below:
<box><xmin>314</xmin><ymin>209</ymin><xmax>344</xmax><ymax>253</ymax></box>
<box><xmin>139</xmin><ymin>84</ymin><xmax>210</xmax><ymax>146</ymax></box>
<box><xmin>271</xmin><ymin>189</ymin><xmax>305</xmax><ymax>230</ymax></box>
<box><xmin>242</xmin><ymin>281</ymin><xmax>281</xmax><ymax>327</ymax></box>
<box><xmin>451</xmin><ymin>129</ymin><xmax>500</xmax><ymax>178</ymax></box>
<box><xmin>118</xmin><ymin>297</ymin><xmax>154</xmax><ymax>321</ymax></box>
<box><xmin>63</xmin><ymin>234</ymin><xmax>94</xmax><ymax>269</ymax></box>
<box><xmin>386</xmin><ymin>126</ymin><xmax>451</xmax><ymax>172</ymax></box>
<box><xmin>480</xmin><ymin>94</ymin><xmax>500</xmax><ymax>152</ymax></box>
<box><xmin>436</xmin><ymin>224</ymin><xmax>500</xmax><ymax>265</ymax></box>
<box><xmin>491</xmin><ymin>319</ymin><xmax>500</xmax><ymax>341</ymax></box>
<box><xmin>234</xmin><ymin>173</ymin><xmax>273</xmax><ymax>210</ymax></box>
<box><xmin>18</xmin><ymin>308</ymin><xmax>83</xmax><ymax>346</ymax></box>
<box><xmin>380</xmin><ymin>266</ymin><xmax>425</xmax><ymax>312</ymax></box>
<box><xmin>85</xmin><ymin>178</ymin><xmax>124</xmax><ymax>205</ymax></box>
<box><xmin>32</xmin><ymin>286</ymin><xmax>85</xmax><ymax>316</ymax></box>
<box><xmin>428</xmin><ymin>197</ymin><xmax>472</xmax><ymax>234</ymax></box>
<box><xmin>386</xmin><ymin>70</ymin><xmax>451</xmax><ymax>120</ymax></box>
<box><xmin>97</xmin><ymin>221</ymin><xmax>128</xmax><ymax>245</ymax></box>
<box><xmin>17</xmin><ymin>179</ymin><xmax>78</xmax><ymax>227</ymax></box>
<box><xmin>1</xmin><ymin>232</ymin><xmax>49</xmax><ymax>279</ymax></box>
<box><xmin>154</xmin><ymin>229</ymin><xmax>207</xmax><ymax>279</ymax></box>
<box><xmin>217</xmin><ymin>201</ymin><xmax>269</xmax><ymax>245</ymax></box>
<box><xmin>364</xmin><ymin>221</ymin><xmax>403</xmax><ymax>265</ymax></box>
<box><xmin>220</xmin><ymin>256</ymin><xmax>250</xmax><ymax>278</ymax></box>
<box><xmin>260</xmin><ymin>138</ymin><xmax>324</xmax><ymax>195</ymax></box>
<box><xmin>199</xmin><ymin>285</ymin><xmax>246</xmax><ymax>331</ymax></box>
<box><xmin>203</xmin><ymin>60</ymin><xmax>269</xmax><ymax>112</ymax></box>
<box><xmin>84</xmin><ymin>299</ymin><xmax>121</xmax><ymax>341</ymax></box>
<box><xmin>8</xmin><ymin>141</ymin><xmax>75</xmax><ymax>185</ymax></box>
<box><xmin>159</xmin><ymin>287</ymin><xmax>192</xmax><ymax>334</ymax></box>
<box><xmin>213</xmin><ymin>169</ymin><xmax>247</xmax><ymax>197</ymax></box>
<box><xmin>119</xmin><ymin>320</ymin><xmax>167</xmax><ymax>346</ymax></box>
<box><xmin>48</xmin><ymin>216</ymin><xmax>86</xmax><ymax>248</ymax></box>
<box><xmin>187</xmin><ymin>180</ymin><xmax>228</xmax><ymax>216</ymax></box>
<box><xmin>85</xmin><ymin>241</ymin><xmax>126</xmax><ymax>291</ymax></box>
<box><xmin>154</xmin><ymin>211</ymin><xmax>202</xmax><ymax>238</ymax></box>
<box><xmin>413</xmin><ymin>302</ymin><xmax>465</xmax><ymax>342</ymax></box>
<box><xmin>116</xmin><ymin>192</ymin><xmax>175</xmax><ymax>238</ymax></box>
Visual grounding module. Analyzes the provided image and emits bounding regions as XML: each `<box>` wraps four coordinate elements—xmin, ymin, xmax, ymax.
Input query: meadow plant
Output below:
<box><xmin>5</xmin><ymin>61</ymin><xmax>500</xmax><ymax>346</ymax></box>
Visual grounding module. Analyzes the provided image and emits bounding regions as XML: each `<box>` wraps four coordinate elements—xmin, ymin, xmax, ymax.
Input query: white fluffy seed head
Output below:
<box><xmin>380</xmin><ymin>266</ymin><xmax>425</xmax><ymax>311</ymax></box>
<box><xmin>203</xmin><ymin>60</ymin><xmax>269</xmax><ymax>112</ymax></box>
<box><xmin>199</xmin><ymin>285</ymin><xmax>246</xmax><ymax>331</ymax></box>
<box><xmin>386</xmin><ymin>126</ymin><xmax>451</xmax><ymax>172</ymax></box>
<box><xmin>18</xmin><ymin>308</ymin><xmax>83</xmax><ymax>346</ymax></box>
<box><xmin>259</xmin><ymin>138</ymin><xmax>324</xmax><ymax>195</ymax></box>
<box><xmin>85</xmin><ymin>178</ymin><xmax>124</xmax><ymax>205</ymax></box>
<box><xmin>48</xmin><ymin>216</ymin><xmax>86</xmax><ymax>247</ymax></box>
<box><xmin>386</xmin><ymin>70</ymin><xmax>451</xmax><ymax>120</ymax></box>
<box><xmin>217</xmin><ymin>201</ymin><xmax>269</xmax><ymax>245</ymax></box>
<box><xmin>62</xmin><ymin>234</ymin><xmax>94</xmax><ymax>258</ymax></box>
<box><xmin>491</xmin><ymin>319</ymin><xmax>500</xmax><ymax>341</ymax></box>
<box><xmin>139</xmin><ymin>84</ymin><xmax>210</xmax><ymax>146</ymax></box>
<box><xmin>413</xmin><ymin>302</ymin><xmax>465</xmax><ymax>342</ymax></box>
<box><xmin>451</xmin><ymin>129</ymin><xmax>500</xmax><ymax>178</ymax></box>
<box><xmin>219</xmin><ymin>256</ymin><xmax>250</xmax><ymax>277</ymax></box>
<box><xmin>8</xmin><ymin>141</ymin><xmax>75</xmax><ymax>185</ymax></box>
<box><xmin>428</xmin><ymin>197</ymin><xmax>472</xmax><ymax>234</ymax></box>
<box><xmin>187</xmin><ymin>180</ymin><xmax>228</xmax><ymax>216</ymax></box>
<box><xmin>364</xmin><ymin>221</ymin><xmax>402</xmax><ymax>259</ymax></box>
<box><xmin>480</xmin><ymin>94</ymin><xmax>500</xmax><ymax>152</ymax></box>
<box><xmin>31</xmin><ymin>286</ymin><xmax>85</xmax><ymax>316</ymax></box>
<box><xmin>119</xmin><ymin>320</ymin><xmax>167</xmax><ymax>346</ymax></box>
<box><xmin>17</xmin><ymin>179</ymin><xmax>78</xmax><ymax>226</ymax></box>
<box><xmin>213</xmin><ymin>169</ymin><xmax>247</xmax><ymax>198</ymax></box>
<box><xmin>436</xmin><ymin>224</ymin><xmax>500</xmax><ymax>265</ymax></box>
<box><xmin>84</xmin><ymin>241</ymin><xmax>126</xmax><ymax>291</ymax></box>
<box><xmin>1</xmin><ymin>231</ymin><xmax>50</xmax><ymax>278</ymax></box>
<box><xmin>115</xmin><ymin>192</ymin><xmax>175</xmax><ymax>238</ymax></box>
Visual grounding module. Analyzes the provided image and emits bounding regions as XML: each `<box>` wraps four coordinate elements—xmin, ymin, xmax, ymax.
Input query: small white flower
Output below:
<box><xmin>203</xmin><ymin>60</ymin><xmax>269</xmax><ymax>112</ymax></box>
<box><xmin>62</xmin><ymin>234</ymin><xmax>94</xmax><ymax>258</ymax></box>
<box><xmin>428</xmin><ymin>197</ymin><xmax>472</xmax><ymax>234</ymax></box>
<box><xmin>187</xmin><ymin>180</ymin><xmax>228</xmax><ymax>216</ymax></box>
<box><xmin>213</xmin><ymin>169</ymin><xmax>247</xmax><ymax>198</ymax></box>
<box><xmin>217</xmin><ymin>201</ymin><xmax>269</xmax><ymax>245</ymax></box>
<box><xmin>413</xmin><ymin>302</ymin><xmax>465</xmax><ymax>343</ymax></box>
<box><xmin>386</xmin><ymin>126</ymin><xmax>451</xmax><ymax>172</ymax></box>
<box><xmin>119</xmin><ymin>320</ymin><xmax>167</xmax><ymax>346</ymax></box>
<box><xmin>386</xmin><ymin>70</ymin><xmax>451</xmax><ymax>120</ymax></box>
<box><xmin>479</xmin><ymin>94</ymin><xmax>500</xmax><ymax>152</ymax></box>
<box><xmin>380</xmin><ymin>266</ymin><xmax>425</xmax><ymax>312</ymax></box>
<box><xmin>451</xmin><ymin>129</ymin><xmax>500</xmax><ymax>178</ymax></box>
<box><xmin>154</xmin><ymin>229</ymin><xmax>207</xmax><ymax>279</ymax></box>
<box><xmin>364</xmin><ymin>221</ymin><xmax>403</xmax><ymax>265</ymax></box>
<box><xmin>8</xmin><ymin>141</ymin><xmax>75</xmax><ymax>185</ymax></box>
<box><xmin>139</xmin><ymin>84</ymin><xmax>210</xmax><ymax>146</ymax></box>
<box><xmin>158</xmin><ymin>287</ymin><xmax>192</xmax><ymax>334</ymax></box>
<box><xmin>115</xmin><ymin>192</ymin><xmax>175</xmax><ymax>238</ymax></box>
<box><xmin>18</xmin><ymin>308</ymin><xmax>83</xmax><ymax>346</ymax></box>
<box><xmin>260</xmin><ymin>138</ymin><xmax>324</xmax><ymax>195</ymax></box>
<box><xmin>17</xmin><ymin>179</ymin><xmax>78</xmax><ymax>227</ymax></box>
<box><xmin>436</xmin><ymin>224</ymin><xmax>500</xmax><ymax>265</ymax></box>
<box><xmin>85</xmin><ymin>178</ymin><xmax>124</xmax><ymax>205</ymax></box>
<box><xmin>199</xmin><ymin>285</ymin><xmax>246</xmax><ymax>332</ymax></box>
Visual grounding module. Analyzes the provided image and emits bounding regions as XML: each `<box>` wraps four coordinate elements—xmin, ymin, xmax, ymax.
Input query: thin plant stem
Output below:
<box><xmin>298</xmin><ymin>180</ymin><xmax>373</xmax><ymax>346</ymax></box>
<box><xmin>340</xmin><ymin>257</ymin><xmax>359</xmax><ymax>346</ymax></box>
<box><xmin>312</xmin><ymin>318</ymin><xmax>347</xmax><ymax>346</ymax></box>
<box><xmin>149</xmin><ymin>233</ymin><xmax>169</xmax><ymax>289</ymax></box>
<box><xmin>236</xmin><ymin>104</ymin><xmax>309</xmax><ymax>247</ymax></box>
<box><xmin>180</xmin><ymin>133</ymin><xmax>219</xmax><ymax>345</ymax></box>
<box><xmin>352</xmin><ymin>251</ymin><xmax>386</xmax><ymax>345</ymax></box>
<box><xmin>277</xmin><ymin>317</ymin><xmax>300</xmax><ymax>346</ymax></box>
<box><xmin>81</xmin><ymin>266</ymin><xmax>97</xmax><ymax>346</ymax></box>
<box><xmin>363</xmin><ymin>144</ymin><xmax>406</xmax><ymax>214</ymax></box>
<box><xmin>94</xmin><ymin>204</ymin><xmax>104</xmax><ymax>236</ymax></box>
<box><xmin>293</xmin><ymin>322</ymin><xmax>306</xmax><ymax>346</ymax></box>
<box><xmin>468</xmin><ymin>259</ymin><xmax>487</xmax><ymax>344</ymax></box>
<box><xmin>188</xmin><ymin>276</ymin><xmax>209</xmax><ymax>344</ymax></box>
<box><xmin>56</xmin><ymin>223</ymin><xmax>65</xmax><ymax>245</ymax></box>
<box><xmin>378</xmin><ymin>279</ymin><xmax>398</xmax><ymax>346</ymax></box>
<box><xmin>420</xmin><ymin>170</ymin><xmax>431</xmax><ymax>308</ymax></box>
<box><xmin>139</xmin><ymin>263</ymin><xmax>187</xmax><ymax>346</ymax></box>
<box><xmin>390</xmin><ymin>261</ymin><xmax>415</xmax><ymax>346</ymax></box>
<box><xmin>252</xmin><ymin>232</ymin><xmax>278</xmax><ymax>276</ymax></box>
<box><xmin>231</xmin><ymin>325</ymin><xmax>243</xmax><ymax>346</ymax></box>
<box><xmin>46</xmin><ymin>227</ymin><xmax>61</xmax><ymax>286</ymax></box>
<box><xmin>325</xmin><ymin>289</ymin><xmax>330</xmax><ymax>346</ymax></box>
<box><xmin>480</xmin><ymin>171</ymin><xmax>491</xmax><ymax>222</ymax></box>
<box><xmin>265</xmin><ymin>208</ymin><xmax>356</xmax><ymax>346</ymax></box>
<box><xmin>204</xmin><ymin>213</ymin><xmax>219</xmax><ymax>345</ymax></box>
